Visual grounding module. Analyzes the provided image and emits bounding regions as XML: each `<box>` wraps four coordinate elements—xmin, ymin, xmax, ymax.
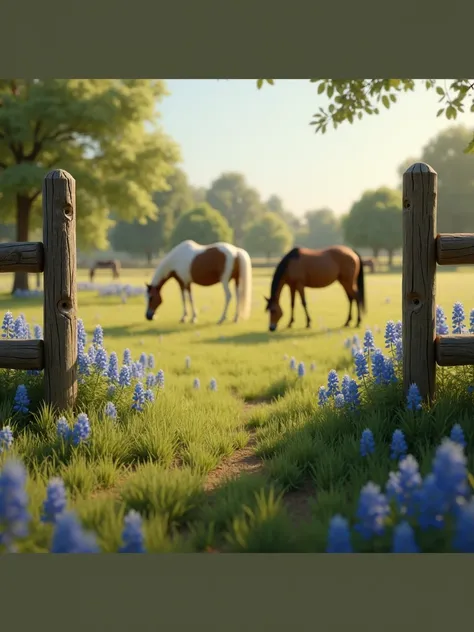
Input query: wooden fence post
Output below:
<box><xmin>43</xmin><ymin>170</ymin><xmax>78</xmax><ymax>412</ymax></box>
<box><xmin>402</xmin><ymin>162</ymin><xmax>437</xmax><ymax>403</ymax></box>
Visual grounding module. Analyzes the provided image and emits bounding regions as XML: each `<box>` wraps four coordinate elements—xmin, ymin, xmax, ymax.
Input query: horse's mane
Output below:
<box><xmin>270</xmin><ymin>247</ymin><xmax>300</xmax><ymax>299</ymax></box>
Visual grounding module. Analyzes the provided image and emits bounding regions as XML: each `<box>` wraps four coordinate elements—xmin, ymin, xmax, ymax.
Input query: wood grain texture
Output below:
<box><xmin>436</xmin><ymin>335</ymin><xmax>474</xmax><ymax>366</ymax></box>
<box><xmin>436</xmin><ymin>233</ymin><xmax>474</xmax><ymax>265</ymax></box>
<box><xmin>0</xmin><ymin>340</ymin><xmax>44</xmax><ymax>370</ymax></box>
<box><xmin>42</xmin><ymin>169</ymin><xmax>78</xmax><ymax>412</ymax></box>
<box><xmin>402</xmin><ymin>163</ymin><xmax>437</xmax><ymax>403</ymax></box>
<box><xmin>0</xmin><ymin>241</ymin><xmax>44</xmax><ymax>273</ymax></box>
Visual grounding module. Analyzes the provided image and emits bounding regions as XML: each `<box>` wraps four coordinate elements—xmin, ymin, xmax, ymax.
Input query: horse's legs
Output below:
<box><xmin>297</xmin><ymin>285</ymin><xmax>311</xmax><ymax>328</ymax></box>
<box><xmin>179</xmin><ymin>283</ymin><xmax>188</xmax><ymax>323</ymax></box>
<box><xmin>233</xmin><ymin>277</ymin><xmax>240</xmax><ymax>323</ymax></box>
<box><xmin>287</xmin><ymin>285</ymin><xmax>296</xmax><ymax>328</ymax></box>
<box><xmin>188</xmin><ymin>285</ymin><xmax>198</xmax><ymax>323</ymax></box>
<box><xmin>342</xmin><ymin>288</ymin><xmax>354</xmax><ymax>327</ymax></box>
<box><xmin>218</xmin><ymin>281</ymin><xmax>232</xmax><ymax>324</ymax></box>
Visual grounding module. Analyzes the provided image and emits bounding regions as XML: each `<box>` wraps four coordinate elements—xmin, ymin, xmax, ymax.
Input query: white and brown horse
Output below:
<box><xmin>145</xmin><ymin>240</ymin><xmax>253</xmax><ymax>324</ymax></box>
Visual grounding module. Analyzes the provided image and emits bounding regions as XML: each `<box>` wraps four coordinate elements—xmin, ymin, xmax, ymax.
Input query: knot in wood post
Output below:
<box><xmin>402</xmin><ymin>162</ymin><xmax>437</xmax><ymax>403</ymax></box>
<box><xmin>43</xmin><ymin>169</ymin><xmax>78</xmax><ymax>413</ymax></box>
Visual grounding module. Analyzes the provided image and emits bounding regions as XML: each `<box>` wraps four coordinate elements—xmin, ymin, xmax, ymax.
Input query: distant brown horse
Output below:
<box><xmin>89</xmin><ymin>259</ymin><xmax>121</xmax><ymax>282</ymax></box>
<box><xmin>265</xmin><ymin>246</ymin><xmax>366</xmax><ymax>332</ymax></box>
<box><xmin>362</xmin><ymin>258</ymin><xmax>376</xmax><ymax>274</ymax></box>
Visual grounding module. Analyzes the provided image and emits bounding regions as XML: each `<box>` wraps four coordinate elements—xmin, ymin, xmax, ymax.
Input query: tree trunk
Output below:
<box><xmin>12</xmin><ymin>195</ymin><xmax>32</xmax><ymax>293</ymax></box>
<box><xmin>387</xmin><ymin>249</ymin><xmax>394</xmax><ymax>267</ymax></box>
<box><xmin>372</xmin><ymin>247</ymin><xmax>380</xmax><ymax>259</ymax></box>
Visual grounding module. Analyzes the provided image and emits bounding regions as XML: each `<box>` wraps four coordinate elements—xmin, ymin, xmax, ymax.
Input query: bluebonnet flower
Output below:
<box><xmin>0</xmin><ymin>460</ymin><xmax>30</xmax><ymax>548</ymax></box>
<box><xmin>435</xmin><ymin>305</ymin><xmax>449</xmax><ymax>335</ymax></box>
<box><xmin>71</xmin><ymin>413</ymin><xmax>91</xmax><ymax>446</ymax></box>
<box><xmin>354</xmin><ymin>351</ymin><xmax>368</xmax><ymax>380</ymax></box>
<box><xmin>131</xmin><ymin>361</ymin><xmax>144</xmax><ymax>379</ymax></box>
<box><xmin>104</xmin><ymin>402</ymin><xmax>117</xmax><ymax>419</ymax></box>
<box><xmin>394</xmin><ymin>339</ymin><xmax>403</xmax><ymax>363</ymax></box>
<box><xmin>77</xmin><ymin>319</ymin><xmax>87</xmax><ymax>347</ymax></box>
<box><xmin>344</xmin><ymin>338</ymin><xmax>352</xmax><ymax>349</ymax></box>
<box><xmin>156</xmin><ymin>369</ymin><xmax>165</xmax><ymax>389</ymax></box>
<box><xmin>87</xmin><ymin>345</ymin><xmax>96</xmax><ymax>363</ymax></box>
<box><xmin>14</xmin><ymin>316</ymin><xmax>27</xmax><ymax>339</ymax></box>
<box><xmin>34</xmin><ymin>324</ymin><xmax>43</xmax><ymax>340</ymax></box>
<box><xmin>334</xmin><ymin>393</ymin><xmax>345</xmax><ymax>409</ymax></box>
<box><xmin>57</xmin><ymin>417</ymin><xmax>71</xmax><ymax>441</ymax></box>
<box><xmin>352</xmin><ymin>335</ymin><xmax>360</xmax><ymax>348</ymax></box>
<box><xmin>185</xmin><ymin>356</ymin><xmax>191</xmax><ymax>369</ymax></box>
<box><xmin>144</xmin><ymin>389</ymin><xmax>154</xmax><ymax>403</ymax></box>
<box><xmin>452</xmin><ymin>499</ymin><xmax>474</xmax><ymax>553</ymax></box>
<box><xmin>13</xmin><ymin>384</ymin><xmax>30</xmax><ymax>414</ymax></box>
<box><xmin>341</xmin><ymin>375</ymin><xmax>351</xmax><ymax>399</ymax></box>
<box><xmin>417</xmin><ymin>474</ymin><xmax>447</xmax><ymax>530</ymax></box>
<box><xmin>470</xmin><ymin>309</ymin><xmax>474</xmax><ymax>335</ymax></box>
<box><xmin>383</xmin><ymin>357</ymin><xmax>397</xmax><ymax>384</ymax></box>
<box><xmin>431</xmin><ymin>439</ymin><xmax>469</xmax><ymax>507</ymax></box>
<box><xmin>123</xmin><ymin>349</ymin><xmax>132</xmax><ymax>366</ymax></box>
<box><xmin>327</xmin><ymin>370</ymin><xmax>340</xmax><ymax>397</ymax></box>
<box><xmin>119</xmin><ymin>365</ymin><xmax>131</xmax><ymax>387</ymax></box>
<box><xmin>289</xmin><ymin>357</ymin><xmax>296</xmax><ymax>370</ymax></box>
<box><xmin>346</xmin><ymin>379</ymin><xmax>360</xmax><ymax>410</ymax></box>
<box><xmin>107</xmin><ymin>352</ymin><xmax>119</xmax><ymax>382</ymax></box>
<box><xmin>107</xmin><ymin>385</ymin><xmax>116</xmax><ymax>398</ymax></box>
<box><xmin>394</xmin><ymin>321</ymin><xmax>402</xmax><ymax>340</ymax></box>
<box><xmin>372</xmin><ymin>350</ymin><xmax>385</xmax><ymax>385</ymax></box>
<box><xmin>94</xmin><ymin>347</ymin><xmax>108</xmax><ymax>375</ymax></box>
<box><xmin>363</xmin><ymin>329</ymin><xmax>375</xmax><ymax>355</ymax></box>
<box><xmin>41</xmin><ymin>478</ymin><xmax>67</xmax><ymax>524</ymax></box>
<box><xmin>355</xmin><ymin>482</ymin><xmax>390</xmax><ymax>539</ymax></box>
<box><xmin>92</xmin><ymin>324</ymin><xmax>104</xmax><ymax>347</ymax></box>
<box><xmin>390</xmin><ymin>430</ymin><xmax>408</xmax><ymax>461</ymax></box>
<box><xmin>450</xmin><ymin>424</ymin><xmax>466</xmax><ymax>449</ymax></box>
<box><xmin>209</xmin><ymin>378</ymin><xmax>217</xmax><ymax>391</ymax></box>
<box><xmin>1</xmin><ymin>311</ymin><xmax>14</xmax><ymax>339</ymax></box>
<box><xmin>146</xmin><ymin>373</ymin><xmax>156</xmax><ymax>388</ymax></box>
<box><xmin>318</xmin><ymin>386</ymin><xmax>328</xmax><ymax>407</ymax></box>
<box><xmin>392</xmin><ymin>522</ymin><xmax>419</xmax><ymax>553</ymax></box>
<box><xmin>119</xmin><ymin>510</ymin><xmax>146</xmax><ymax>553</ymax></box>
<box><xmin>139</xmin><ymin>352</ymin><xmax>147</xmax><ymax>367</ymax></box>
<box><xmin>384</xmin><ymin>321</ymin><xmax>396</xmax><ymax>348</ymax></box>
<box><xmin>406</xmin><ymin>383</ymin><xmax>422</xmax><ymax>411</ymax></box>
<box><xmin>78</xmin><ymin>346</ymin><xmax>91</xmax><ymax>377</ymax></box>
<box><xmin>360</xmin><ymin>429</ymin><xmax>375</xmax><ymax>457</ymax></box>
<box><xmin>386</xmin><ymin>455</ymin><xmax>422</xmax><ymax>517</ymax></box>
<box><xmin>452</xmin><ymin>302</ymin><xmax>465</xmax><ymax>334</ymax></box>
<box><xmin>147</xmin><ymin>354</ymin><xmax>155</xmax><ymax>369</ymax></box>
<box><xmin>50</xmin><ymin>511</ymin><xmax>100</xmax><ymax>553</ymax></box>
<box><xmin>326</xmin><ymin>515</ymin><xmax>353</xmax><ymax>553</ymax></box>
<box><xmin>0</xmin><ymin>426</ymin><xmax>13</xmax><ymax>454</ymax></box>
<box><xmin>297</xmin><ymin>362</ymin><xmax>305</xmax><ymax>378</ymax></box>
<box><xmin>132</xmin><ymin>383</ymin><xmax>145</xmax><ymax>411</ymax></box>
<box><xmin>193</xmin><ymin>378</ymin><xmax>200</xmax><ymax>389</ymax></box>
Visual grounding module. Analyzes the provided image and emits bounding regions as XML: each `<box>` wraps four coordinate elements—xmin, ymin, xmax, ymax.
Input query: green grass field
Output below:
<box><xmin>1</xmin><ymin>266</ymin><xmax>474</xmax><ymax>552</ymax></box>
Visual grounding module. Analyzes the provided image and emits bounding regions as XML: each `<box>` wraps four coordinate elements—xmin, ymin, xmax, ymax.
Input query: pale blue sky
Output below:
<box><xmin>159</xmin><ymin>80</ymin><xmax>474</xmax><ymax>217</ymax></box>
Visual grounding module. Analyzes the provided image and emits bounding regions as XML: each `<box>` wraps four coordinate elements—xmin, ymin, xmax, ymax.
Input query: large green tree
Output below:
<box><xmin>296</xmin><ymin>208</ymin><xmax>342</xmax><ymax>249</ymax></box>
<box><xmin>342</xmin><ymin>187</ymin><xmax>402</xmax><ymax>264</ymax></box>
<box><xmin>110</xmin><ymin>168</ymin><xmax>194</xmax><ymax>262</ymax></box>
<box><xmin>0</xmin><ymin>79</ymin><xmax>179</xmax><ymax>291</ymax></box>
<box><xmin>243</xmin><ymin>212</ymin><xmax>293</xmax><ymax>259</ymax></box>
<box><xmin>397</xmin><ymin>126</ymin><xmax>474</xmax><ymax>233</ymax></box>
<box><xmin>257</xmin><ymin>79</ymin><xmax>474</xmax><ymax>151</ymax></box>
<box><xmin>205</xmin><ymin>172</ymin><xmax>263</xmax><ymax>245</ymax></box>
<box><xmin>169</xmin><ymin>203</ymin><xmax>233</xmax><ymax>248</ymax></box>
<box><xmin>264</xmin><ymin>194</ymin><xmax>301</xmax><ymax>233</ymax></box>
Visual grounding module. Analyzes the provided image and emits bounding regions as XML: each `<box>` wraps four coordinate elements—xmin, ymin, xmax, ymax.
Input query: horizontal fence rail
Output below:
<box><xmin>403</xmin><ymin>162</ymin><xmax>474</xmax><ymax>402</ymax></box>
<box><xmin>0</xmin><ymin>169</ymin><xmax>78</xmax><ymax>412</ymax></box>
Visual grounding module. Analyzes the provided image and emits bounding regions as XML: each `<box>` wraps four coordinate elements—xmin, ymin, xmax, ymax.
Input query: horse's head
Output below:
<box><xmin>264</xmin><ymin>296</ymin><xmax>283</xmax><ymax>332</ymax></box>
<box><xmin>145</xmin><ymin>283</ymin><xmax>163</xmax><ymax>320</ymax></box>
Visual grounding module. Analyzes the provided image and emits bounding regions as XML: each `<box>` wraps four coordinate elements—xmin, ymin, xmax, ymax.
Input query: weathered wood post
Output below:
<box><xmin>43</xmin><ymin>170</ymin><xmax>78</xmax><ymax>412</ymax></box>
<box><xmin>402</xmin><ymin>163</ymin><xmax>437</xmax><ymax>403</ymax></box>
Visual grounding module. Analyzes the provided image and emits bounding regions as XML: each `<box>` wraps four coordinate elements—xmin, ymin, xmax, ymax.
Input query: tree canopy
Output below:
<box><xmin>169</xmin><ymin>203</ymin><xmax>233</xmax><ymax>248</ymax></box>
<box><xmin>256</xmin><ymin>79</ymin><xmax>474</xmax><ymax>152</ymax></box>
<box><xmin>0</xmin><ymin>79</ymin><xmax>179</xmax><ymax>290</ymax></box>
<box><xmin>342</xmin><ymin>187</ymin><xmax>402</xmax><ymax>262</ymax></box>
<box><xmin>296</xmin><ymin>208</ymin><xmax>342</xmax><ymax>249</ymax></box>
<box><xmin>243</xmin><ymin>212</ymin><xmax>293</xmax><ymax>259</ymax></box>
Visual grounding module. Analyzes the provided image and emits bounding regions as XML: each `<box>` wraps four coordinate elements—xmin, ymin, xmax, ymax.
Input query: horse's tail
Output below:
<box><xmin>355</xmin><ymin>251</ymin><xmax>366</xmax><ymax>314</ymax></box>
<box><xmin>236</xmin><ymin>248</ymin><xmax>253</xmax><ymax>320</ymax></box>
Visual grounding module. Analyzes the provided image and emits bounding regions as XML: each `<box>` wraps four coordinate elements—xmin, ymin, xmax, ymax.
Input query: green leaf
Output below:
<box><xmin>446</xmin><ymin>104</ymin><xmax>457</xmax><ymax>119</ymax></box>
<box><xmin>436</xmin><ymin>108</ymin><xmax>445</xmax><ymax>117</ymax></box>
<box><xmin>327</xmin><ymin>84</ymin><xmax>334</xmax><ymax>98</ymax></box>
<box><xmin>436</xmin><ymin>86</ymin><xmax>445</xmax><ymax>96</ymax></box>
<box><xmin>463</xmin><ymin>139</ymin><xmax>474</xmax><ymax>154</ymax></box>
<box><xmin>265</xmin><ymin>79</ymin><xmax>274</xmax><ymax>86</ymax></box>
<box><xmin>256</xmin><ymin>79</ymin><xmax>263</xmax><ymax>89</ymax></box>
<box><xmin>382</xmin><ymin>95</ymin><xmax>390</xmax><ymax>109</ymax></box>
<box><xmin>317</xmin><ymin>82</ymin><xmax>325</xmax><ymax>95</ymax></box>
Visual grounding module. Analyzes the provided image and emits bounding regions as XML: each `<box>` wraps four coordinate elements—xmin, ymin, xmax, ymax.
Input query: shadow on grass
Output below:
<box><xmin>202</xmin><ymin>326</ymin><xmax>348</xmax><ymax>346</ymax></box>
<box><xmin>243</xmin><ymin>376</ymin><xmax>295</xmax><ymax>404</ymax></box>
<box><xmin>95</xmin><ymin>322</ymin><xmax>218</xmax><ymax>339</ymax></box>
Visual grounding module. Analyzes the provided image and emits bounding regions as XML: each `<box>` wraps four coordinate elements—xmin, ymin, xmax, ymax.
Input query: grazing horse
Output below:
<box><xmin>265</xmin><ymin>246</ymin><xmax>366</xmax><ymax>332</ymax></box>
<box><xmin>362</xmin><ymin>257</ymin><xmax>376</xmax><ymax>274</ymax></box>
<box><xmin>145</xmin><ymin>240</ymin><xmax>253</xmax><ymax>324</ymax></box>
<box><xmin>90</xmin><ymin>259</ymin><xmax>121</xmax><ymax>282</ymax></box>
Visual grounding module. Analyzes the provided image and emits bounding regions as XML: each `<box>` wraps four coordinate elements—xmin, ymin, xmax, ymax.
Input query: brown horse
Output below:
<box><xmin>362</xmin><ymin>257</ymin><xmax>376</xmax><ymax>274</ymax></box>
<box><xmin>265</xmin><ymin>246</ymin><xmax>366</xmax><ymax>332</ymax></box>
<box><xmin>89</xmin><ymin>259</ymin><xmax>121</xmax><ymax>282</ymax></box>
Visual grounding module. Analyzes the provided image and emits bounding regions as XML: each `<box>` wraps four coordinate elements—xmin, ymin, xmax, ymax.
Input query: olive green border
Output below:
<box><xmin>2</xmin><ymin>0</ymin><xmax>474</xmax><ymax>629</ymax></box>
<box><xmin>1</xmin><ymin>0</ymin><xmax>473</xmax><ymax>76</ymax></box>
